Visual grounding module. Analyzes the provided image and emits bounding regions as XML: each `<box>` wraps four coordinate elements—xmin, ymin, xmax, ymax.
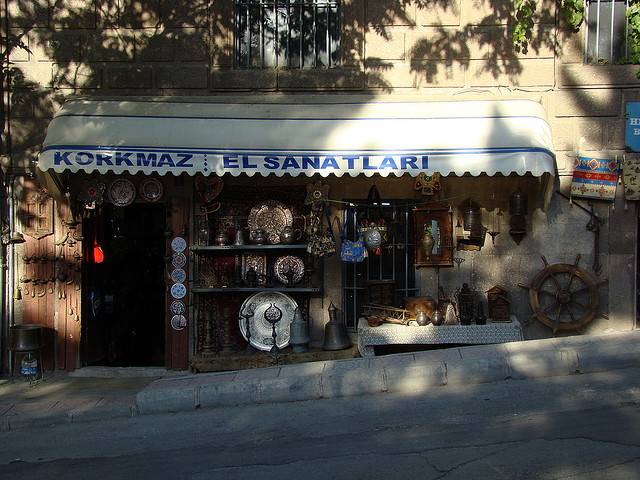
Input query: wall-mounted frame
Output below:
<box><xmin>413</xmin><ymin>203</ymin><xmax>453</xmax><ymax>267</ymax></box>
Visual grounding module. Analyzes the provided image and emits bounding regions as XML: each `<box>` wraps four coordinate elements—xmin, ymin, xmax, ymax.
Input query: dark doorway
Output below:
<box><xmin>82</xmin><ymin>203</ymin><xmax>166</xmax><ymax>367</ymax></box>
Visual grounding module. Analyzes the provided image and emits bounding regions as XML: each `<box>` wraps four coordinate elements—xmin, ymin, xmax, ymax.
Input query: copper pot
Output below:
<box><xmin>9</xmin><ymin>324</ymin><xmax>44</xmax><ymax>351</ymax></box>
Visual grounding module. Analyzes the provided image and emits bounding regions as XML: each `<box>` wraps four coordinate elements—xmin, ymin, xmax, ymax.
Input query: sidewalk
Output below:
<box><xmin>2</xmin><ymin>330</ymin><xmax>640</xmax><ymax>431</ymax></box>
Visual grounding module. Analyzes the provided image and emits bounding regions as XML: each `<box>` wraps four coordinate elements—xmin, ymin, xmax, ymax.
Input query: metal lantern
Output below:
<box><xmin>461</xmin><ymin>199</ymin><xmax>482</xmax><ymax>236</ymax></box>
<box><xmin>510</xmin><ymin>188</ymin><xmax>528</xmax><ymax>216</ymax></box>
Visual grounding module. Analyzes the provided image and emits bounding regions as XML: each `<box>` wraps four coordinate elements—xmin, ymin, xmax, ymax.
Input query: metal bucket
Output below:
<box><xmin>9</xmin><ymin>324</ymin><xmax>44</xmax><ymax>352</ymax></box>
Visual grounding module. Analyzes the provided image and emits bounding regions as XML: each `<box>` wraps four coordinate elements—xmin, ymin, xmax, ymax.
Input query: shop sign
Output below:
<box><xmin>40</xmin><ymin>146</ymin><xmax>554</xmax><ymax>177</ymax></box>
<box><xmin>625</xmin><ymin>103</ymin><xmax>640</xmax><ymax>152</ymax></box>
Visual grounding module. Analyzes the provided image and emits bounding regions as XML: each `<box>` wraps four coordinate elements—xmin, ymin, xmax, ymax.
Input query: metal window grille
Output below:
<box><xmin>586</xmin><ymin>0</ymin><xmax>629</xmax><ymax>63</ymax></box>
<box><xmin>341</xmin><ymin>200</ymin><xmax>419</xmax><ymax>332</ymax></box>
<box><xmin>234</xmin><ymin>0</ymin><xmax>341</xmax><ymax>69</ymax></box>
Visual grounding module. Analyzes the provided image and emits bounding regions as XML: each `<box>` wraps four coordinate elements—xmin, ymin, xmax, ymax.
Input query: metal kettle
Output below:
<box><xmin>322</xmin><ymin>302</ymin><xmax>352</xmax><ymax>351</ymax></box>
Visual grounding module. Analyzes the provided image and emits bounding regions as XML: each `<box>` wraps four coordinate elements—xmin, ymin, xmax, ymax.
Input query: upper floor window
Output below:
<box><xmin>586</xmin><ymin>0</ymin><xmax>629</xmax><ymax>63</ymax></box>
<box><xmin>234</xmin><ymin>0</ymin><xmax>341</xmax><ymax>69</ymax></box>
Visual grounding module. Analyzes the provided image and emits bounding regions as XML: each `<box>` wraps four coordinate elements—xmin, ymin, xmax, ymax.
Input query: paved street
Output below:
<box><xmin>2</xmin><ymin>367</ymin><xmax>640</xmax><ymax>479</ymax></box>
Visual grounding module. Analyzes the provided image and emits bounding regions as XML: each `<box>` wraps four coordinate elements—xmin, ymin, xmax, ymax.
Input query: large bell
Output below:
<box><xmin>322</xmin><ymin>302</ymin><xmax>352</xmax><ymax>351</ymax></box>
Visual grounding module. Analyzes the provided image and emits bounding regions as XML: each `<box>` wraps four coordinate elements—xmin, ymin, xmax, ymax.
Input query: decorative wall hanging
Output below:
<box><xmin>570</xmin><ymin>156</ymin><xmax>619</xmax><ymax>201</ymax></box>
<box><xmin>518</xmin><ymin>255</ymin><xmax>607</xmax><ymax>334</ymax></box>
<box><xmin>413</xmin><ymin>203</ymin><xmax>453</xmax><ymax>266</ymax></box>
<box><xmin>622</xmin><ymin>156</ymin><xmax>640</xmax><ymax>200</ymax></box>
<box><xmin>139</xmin><ymin>177</ymin><xmax>164</xmax><ymax>202</ymax></box>
<box><xmin>414</xmin><ymin>172</ymin><xmax>441</xmax><ymax>196</ymax></box>
<box><xmin>305</xmin><ymin>180</ymin><xmax>330</xmax><ymax>211</ymax></box>
<box><xmin>195</xmin><ymin>176</ymin><xmax>223</xmax><ymax>203</ymax></box>
<box><xmin>107</xmin><ymin>179</ymin><xmax>136</xmax><ymax>207</ymax></box>
<box><xmin>23</xmin><ymin>187</ymin><xmax>53</xmax><ymax>240</ymax></box>
<box><xmin>78</xmin><ymin>178</ymin><xmax>106</xmax><ymax>209</ymax></box>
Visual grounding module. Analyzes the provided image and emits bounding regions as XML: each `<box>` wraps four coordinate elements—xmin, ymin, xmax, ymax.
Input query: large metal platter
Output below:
<box><xmin>107</xmin><ymin>179</ymin><xmax>136</xmax><ymax>207</ymax></box>
<box><xmin>238</xmin><ymin>291</ymin><xmax>298</xmax><ymax>351</ymax></box>
<box><xmin>247</xmin><ymin>200</ymin><xmax>293</xmax><ymax>244</ymax></box>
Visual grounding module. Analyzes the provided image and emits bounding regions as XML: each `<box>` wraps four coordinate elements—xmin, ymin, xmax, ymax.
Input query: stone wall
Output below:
<box><xmin>4</xmin><ymin>0</ymin><xmax>639</xmax><ymax>339</ymax></box>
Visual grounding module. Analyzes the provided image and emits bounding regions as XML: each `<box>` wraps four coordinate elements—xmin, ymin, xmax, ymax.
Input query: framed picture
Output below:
<box><xmin>413</xmin><ymin>203</ymin><xmax>453</xmax><ymax>267</ymax></box>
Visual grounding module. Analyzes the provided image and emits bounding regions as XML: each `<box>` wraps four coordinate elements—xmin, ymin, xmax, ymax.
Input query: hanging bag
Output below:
<box><xmin>340</xmin><ymin>206</ymin><xmax>368</xmax><ymax>262</ymax></box>
<box><xmin>360</xmin><ymin>185</ymin><xmax>387</xmax><ymax>251</ymax></box>
<box><xmin>307</xmin><ymin>203</ymin><xmax>336</xmax><ymax>257</ymax></box>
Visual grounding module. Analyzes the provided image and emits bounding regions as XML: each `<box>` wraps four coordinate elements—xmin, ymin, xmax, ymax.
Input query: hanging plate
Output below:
<box><xmin>170</xmin><ymin>300</ymin><xmax>186</xmax><ymax>315</ymax></box>
<box><xmin>171</xmin><ymin>237</ymin><xmax>187</xmax><ymax>253</ymax></box>
<box><xmin>172</xmin><ymin>252</ymin><xmax>187</xmax><ymax>268</ymax></box>
<box><xmin>238</xmin><ymin>291</ymin><xmax>297</xmax><ymax>351</ymax></box>
<box><xmin>171</xmin><ymin>268</ymin><xmax>187</xmax><ymax>283</ymax></box>
<box><xmin>139</xmin><ymin>177</ymin><xmax>164</xmax><ymax>202</ymax></box>
<box><xmin>107</xmin><ymin>179</ymin><xmax>136</xmax><ymax>207</ymax></box>
<box><xmin>171</xmin><ymin>283</ymin><xmax>187</xmax><ymax>299</ymax></box>
<box><xmin>247</xmin><ymin>200</ymin><xmax>293</xmax><ymax>244</ymax></box>
<box><xmin>171</xmin><ymin>314</ymin><xmax>187</xmax><ymax>331</ymax></box>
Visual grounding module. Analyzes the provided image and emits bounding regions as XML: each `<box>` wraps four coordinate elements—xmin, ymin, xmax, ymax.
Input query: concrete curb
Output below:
<box><xmin>136</xmin><ymin>331</ymin><xmax>640</xmax><ymax>415</ymax></box>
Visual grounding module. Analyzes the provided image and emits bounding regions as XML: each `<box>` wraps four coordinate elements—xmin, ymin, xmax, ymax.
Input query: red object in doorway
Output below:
<box><xmin>84</xmin><ymin>216</ymin><xmax>106</xmax><ymax>264</ymax></box>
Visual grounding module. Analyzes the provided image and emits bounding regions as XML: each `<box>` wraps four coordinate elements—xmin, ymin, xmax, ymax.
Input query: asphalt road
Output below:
<box><xmin>2</xmin><ymin>368</ymin><xmax>640</xmax><ymax>479</ymax></box>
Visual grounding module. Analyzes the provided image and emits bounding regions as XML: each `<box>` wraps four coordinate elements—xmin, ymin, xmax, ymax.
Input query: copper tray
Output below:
<box><xmin>247</xmin><ymin>200</ymin><xmax>293</xmax><ymax>244</ymax></box>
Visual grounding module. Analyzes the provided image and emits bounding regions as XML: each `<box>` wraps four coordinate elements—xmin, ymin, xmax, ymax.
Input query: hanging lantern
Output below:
<box><xmin>510</xmin><ymin>188</ymin><xmax>528</xmax><ymax>216</ymax></box>
<box><xmin>461</xmin><ymin>199</ymin><xmax>482</xmax><ymax>236</ymax></box>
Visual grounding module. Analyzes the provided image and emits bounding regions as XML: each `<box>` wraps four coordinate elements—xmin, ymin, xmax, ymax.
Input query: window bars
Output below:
<box><xmin>586</xmin><ymin>0</ymin><xmax>629</xmax><ymax>63</ymax></box>
<box><xmin>235</xmin><ymin>0</ymin><xmax>341</xmax><ymax>69</ymax></box>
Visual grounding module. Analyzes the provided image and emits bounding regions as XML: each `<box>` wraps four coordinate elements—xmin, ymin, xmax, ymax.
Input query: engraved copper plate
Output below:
<box><xmin>238</xmin><ymin>291</ymin><xmax>297</xmax><ymax>351</ymax></box>
<box><xmin>247</xmin><ymin>200</ymin><xmax>293</xmax><ymax>244</ymax></box>
<box><xmin>274</xmin><ymin>255</ymin><xmax>304</xmax><ymax>285</ymax></box>
<box><xmin>107</xmin><ymin>179</ymin><xmax>136</xmax><ymax>207</ymax></box>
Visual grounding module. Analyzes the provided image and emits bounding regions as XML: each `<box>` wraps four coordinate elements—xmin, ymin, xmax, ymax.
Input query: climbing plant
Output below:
<box><xmin>513</xmin><ymin>0</ymin><xmax>640</xmax><ymax>71</ymax></box>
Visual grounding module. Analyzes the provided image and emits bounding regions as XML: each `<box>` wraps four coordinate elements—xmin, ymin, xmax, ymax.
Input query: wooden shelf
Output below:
<box><xmin>191</xmin><ymin>244</ymin><xmax>308</xmax><ymax>252</ymax></box>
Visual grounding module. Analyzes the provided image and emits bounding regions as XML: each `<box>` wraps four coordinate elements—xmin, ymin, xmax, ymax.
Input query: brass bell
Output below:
<box><xmin>322</xmin><ymin>302</ymin><xmax>352</xmax><ymax>351</ymax></box>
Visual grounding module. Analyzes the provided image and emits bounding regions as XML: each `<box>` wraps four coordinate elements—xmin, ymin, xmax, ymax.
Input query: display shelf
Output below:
<box><xmin>191</xmin><ymin>244</ymin><xmax>308</xmax><ymax>252</ymax></box>
<box><xmin>192</xmin><ymin>286</ymin><xmax>322</xmax><ymax>293</ymax></box>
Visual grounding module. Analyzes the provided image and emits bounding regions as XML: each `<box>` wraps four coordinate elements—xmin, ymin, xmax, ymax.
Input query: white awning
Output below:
<box><xmin>38</xmin><ymin>97</ymin><xmax>555</xmax><ymax>178</ymax></box>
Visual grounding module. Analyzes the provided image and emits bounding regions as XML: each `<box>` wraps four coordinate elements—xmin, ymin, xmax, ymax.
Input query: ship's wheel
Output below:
<box><xmin>518</xmin><ymin>255</ymin><xmax>607</xmax><ymax>334</ymax></box>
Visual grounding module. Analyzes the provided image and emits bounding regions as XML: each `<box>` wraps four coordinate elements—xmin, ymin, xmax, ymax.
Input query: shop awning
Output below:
<box><xmin>38</xmin><ymin>97</ymin><xmax>555</xmax><ymax>178</ymax></box>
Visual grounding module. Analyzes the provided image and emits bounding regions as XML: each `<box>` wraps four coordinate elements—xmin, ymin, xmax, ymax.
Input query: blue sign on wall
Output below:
<box><xmin>626</xmin><ymin>103</ymin><xmax>640</xmax><ymax>152</ymax></box>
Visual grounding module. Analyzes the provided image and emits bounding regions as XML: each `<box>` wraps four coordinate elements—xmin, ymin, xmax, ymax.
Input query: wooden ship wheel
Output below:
<box><xmin>518</xmin><ymin>255</ymin><xmax>607</xmax><ymax>334</ymax></box>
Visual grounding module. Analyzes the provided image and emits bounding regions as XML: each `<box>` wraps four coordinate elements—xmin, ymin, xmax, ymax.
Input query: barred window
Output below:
<box><xmin>586</xmin><ymin>0</ymin><xmax>629</xmax><ymax>63</ymax></box>
<box><xmin>341</xmin><ymin>200</ymin><xmax>419</xmax><ymax>332</ymax></box>
<box><xmin>234</xmin><ymin>0</ymin><xmax>341</xmax><ymax>69</ymax></box>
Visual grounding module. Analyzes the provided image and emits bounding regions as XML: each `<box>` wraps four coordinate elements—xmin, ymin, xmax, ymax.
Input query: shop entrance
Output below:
<box><xmin>81</xmin><ymin>203</ymin><xmax>166</xmax><ymax>367</ymax></box>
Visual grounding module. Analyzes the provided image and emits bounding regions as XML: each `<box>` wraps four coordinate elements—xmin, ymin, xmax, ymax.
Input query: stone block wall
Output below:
<box><xmin>3</xmin><ymin>0</ymin><xmax>639</xmax><ymax>336</ymax></box>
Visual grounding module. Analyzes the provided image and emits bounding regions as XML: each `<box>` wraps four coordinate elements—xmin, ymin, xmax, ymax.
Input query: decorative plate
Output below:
<box><xmin>238</xmin><ymin>291</ymin><xmax>297</xmax><ymax>351</ymax></box>
<box><xmin>171</xmin><ymin>283</ymin><xmax>187</xmax><ymax>299</ymax></box>
<box><xmin>171</xmin><ymin>314</ymin><xmax>187</xmax><ymax>331</ymax></box>
<box><xmin>171</xmin><ymin>268</ymin><xmax>187</xmax><ymax>283</ymax></box>
<box><xmin>107</xmin><ymin>179</ymin><xmax>136</xmax><ymax>207</ymax></box>
<box><xmin>172</xmin><ymin>252</ymin><xmax>187</xmax><ymax>268</ymax></box>
<box><xmin>170</xmin><ymin>300</ymin><xmax>186</xmax><ymax>315</ymax></box>
<box><xmin>274</xmin><ymin>255</ymin><xmax>305</xmax><ymax>285</ymax></box>
<box><xmin>139</xmin><ymin>177</ymin><xmax>163</xmax><ymax>202</ymax></box>
<box><xmin>247</xmin><ymin>200</ymin><xmax>293</xmax><ymax>244</ymax></box>
<box><xmin>171</xmin><ymin>236</ymin><xmax>187</xmax><ymax>253</ymax></box>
